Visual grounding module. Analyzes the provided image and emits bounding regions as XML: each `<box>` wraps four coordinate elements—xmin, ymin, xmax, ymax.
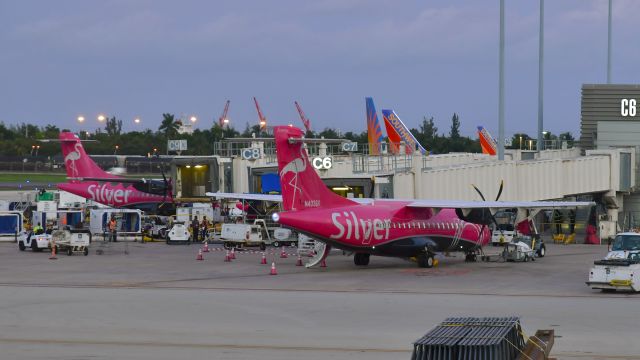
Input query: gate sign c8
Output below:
<box><xmin>312</xmin><ymin>157</ymin><xmax>332</xmax><ymax>170</ymax></box>
<box><xmin>621</xmin><ymin>99</ymin><xmax>637</xmax><ymax>117</ymax></box>
<box><xmin>241</xmin><ymin>148</ymin><xmax>261</xmax><ymax>160</ymax></box>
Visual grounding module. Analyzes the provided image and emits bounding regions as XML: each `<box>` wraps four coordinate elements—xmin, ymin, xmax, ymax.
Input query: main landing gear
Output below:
<box><xmin>417</xmin><ymin>252</ymin><xmax>435</xmax><ymax>268</ymax></box>
<box><xmin>354</xmin><ymin>253</ymin><xmax>370</xmax><ymax>266</ymax></box>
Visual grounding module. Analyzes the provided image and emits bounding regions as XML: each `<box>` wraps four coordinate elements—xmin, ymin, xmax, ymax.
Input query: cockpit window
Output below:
<box><xmin>612</xmin><ymin>235</ymin><xmax>640</xmax><ymax>251</ymax></box>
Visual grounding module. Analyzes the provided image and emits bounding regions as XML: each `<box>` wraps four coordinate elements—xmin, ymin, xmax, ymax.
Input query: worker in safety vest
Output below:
<box><xmin>108</xmin><ymin>216</ymin><xmax>118</xmax><ymax>242</ymax></box>
<box><xmin>200</xmin><ymin>216</ymin><xmax>209</xmax><ymax>242</ymax></box>
<box><xmin>33</xmin><ymin>222</ymin><xmax>44</xmax><ymax>235</ymax></box>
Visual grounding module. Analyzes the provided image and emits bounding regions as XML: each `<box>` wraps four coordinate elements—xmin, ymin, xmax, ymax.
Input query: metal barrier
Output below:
<box><xmin>411</xmin><ymin>316</ymin><xmax>527</xmax><ymax>360</ymax></box>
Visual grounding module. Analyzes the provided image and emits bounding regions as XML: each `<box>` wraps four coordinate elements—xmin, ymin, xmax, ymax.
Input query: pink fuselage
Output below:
<box><xmin>277</xmin><ymin>202</ymin><xmax>490</xmax><ymax>257</ymax></box>
<box><xmin>58</xmin><ymin>181</ymin><xmax>167</xmax><ymax>208</ymax></box>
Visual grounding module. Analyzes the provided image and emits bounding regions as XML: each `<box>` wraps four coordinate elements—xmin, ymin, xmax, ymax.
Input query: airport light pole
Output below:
<box><xmin>498</xmin><ymin>0</ymin><xmax>505</xmax><ymax>160</ymax></box>
<box><xmin>607</xmin><ymin>0</ymin><xmax>612</xmax><ymax>83</ymax></box>
<box><xmin>537</xmin><ymin>0</ymin><xmax>544</xmax><ymax>151</ymax></box>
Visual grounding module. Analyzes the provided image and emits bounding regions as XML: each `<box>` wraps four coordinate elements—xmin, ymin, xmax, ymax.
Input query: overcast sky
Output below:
<box><xmin>1</xmin><ymin>0</ymin><xmax>639</xmax><ymax>139</ymax></box>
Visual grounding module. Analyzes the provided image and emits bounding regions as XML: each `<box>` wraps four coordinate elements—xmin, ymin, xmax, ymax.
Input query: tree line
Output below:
<box><xmin>0</xmin><ymin>113</ymin><xmax>574</xmax><ymax>157</ymax></box>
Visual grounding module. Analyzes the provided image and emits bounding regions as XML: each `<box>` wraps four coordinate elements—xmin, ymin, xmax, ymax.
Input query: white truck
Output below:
<box><xmin>587</xmin><ymin>232</ymin><xmax>640</xmax><ymax>292</ymax></box>
<box><xmin>19</xmin><ymin>232</ymin><xmax>51</xmax><ymax>252</ymax></box>
<box><xmin>220</xmin><ymin>220</ymin><xmax>271</xmax><ymax>250</ymax></box>
<box><xmin>490</xmin><ymin>210</ymin><xmax>516</xmax><ymax>245</ymax></box>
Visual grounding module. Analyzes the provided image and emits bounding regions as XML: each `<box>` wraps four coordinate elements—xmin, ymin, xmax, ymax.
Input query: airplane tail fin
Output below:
<box><xmin>366</xmin><ymin>97</ymin><xmax>385</xmax><ymax>155</ymax></box>
<box><xmin>274</xmin><ymin>126</ymin><xmax>355</xmax><ymax>211</ymax></box>
<box><xmin>381</xmin><ymin>109</ymin><xmax>427</xmax><ymax>155</ymax></box>
<box><xmin>59</xmin><ymin>132</ymin><xmax>120</xmax><ymax>180</ymax></box>
<box><xmin>477</xmin><ymin>126</ymin><xmax>497</xmax><ymax>155</ymax></box>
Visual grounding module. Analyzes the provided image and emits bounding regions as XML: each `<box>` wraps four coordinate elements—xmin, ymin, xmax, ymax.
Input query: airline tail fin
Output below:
<box><xmin>366</xmin><ymin>97</ymin><xmax>385</xmax><ymax>155</ymax></box>
<box><xmin>477</xmin><ymin>126</ymin><xmax>497</xmax><ymax>155</ymax></box>
<box><xmin>274</xmin><ymin>126</ymin><xmax>355</xmax><ymax>211</ymax></box>
<box><xmin>381</xmin><ymin>109</ymin><xmax>426</xmax><ymax>155</ymax></box>
<box><xmin>59</xmin><ymin>132</ymin><xmax>120</xmax><ymax>180</ymax></box>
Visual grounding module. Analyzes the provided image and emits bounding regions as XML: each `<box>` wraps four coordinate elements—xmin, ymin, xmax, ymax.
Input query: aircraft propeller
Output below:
<box><xmin>471</xmin><ymin>180</ymin><xmax>505</xmax><ymax>244</ymax></box>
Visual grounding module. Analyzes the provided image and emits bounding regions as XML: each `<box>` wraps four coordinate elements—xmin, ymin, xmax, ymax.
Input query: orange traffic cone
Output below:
<box><xmin>224</xmin><ymin>250</ymin><xmax>231</xmax><ymax>262</ymax></box>
<box><xmin>320</xmin><ymin>259</ymin><xmax>327</xmax><ymax>268</ymax></box>
<box><xmin>295</xmin><ymin>254</ymin><xmax>303</xmax><ymax>266</ymax></box>
<box><xmin>280</xmin><ymin>248</ymin><xmax>288</xmax><ymax>258</ymax></box>
<box><xmin>230</xmin><ymin>247</ymin><xmax>236</xmax><ymax>260</ymax></box>
<box><xmin>260</xmin><ymin>252</ymin><xmax>267</xmax><ymax>265</ymax></box>
<box><xmin>196</xmin><ymin>249</ymin><xmax>204</xmax><ymax>261</ymax></box>
<box><xmin>269</xmin><ymin>262</ymin><xmax>278</xmax><ymax>275</ymax></box>
<box><xmin>49</xmin><ymin>241</ymin><xmax>57</xmax><ymax>260</ymax></box>
<box><xmin>203</xmin><ymin>242</ymin><xmax>210</xmax><ymax>253</ymax></box>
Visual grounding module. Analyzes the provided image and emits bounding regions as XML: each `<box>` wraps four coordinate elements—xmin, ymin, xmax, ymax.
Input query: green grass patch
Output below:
<box><xmin>0</xmin><ymin>173</ymin><xmax>68</xmax><ymax>183</ymax></box>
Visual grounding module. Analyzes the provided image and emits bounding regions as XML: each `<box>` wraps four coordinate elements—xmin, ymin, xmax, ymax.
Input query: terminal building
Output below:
<box><xmin>70</xmin><ymin>84</ymin><xmax>638</xmax><ymax>241</ymax></box>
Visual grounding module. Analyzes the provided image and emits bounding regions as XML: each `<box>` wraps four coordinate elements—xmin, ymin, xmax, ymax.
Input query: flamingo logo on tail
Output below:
<box><xmin>64</xmin><ymin>142</ymin><xmax>83</xmax><ymax>178</ymax></box>
<box><xmin>279</xmin><ymin>146</ymin><xmax>307</xmax><ymax>210</ymax></box>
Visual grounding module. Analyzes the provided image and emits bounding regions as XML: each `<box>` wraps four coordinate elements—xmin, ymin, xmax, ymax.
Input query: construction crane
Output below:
<box><xmin>294</xmin><ymin>101</ymin><xmax>312</xmax><ymax>132</ymax></box>
<box><xmin>218</xmin><ymin>100</ymin><xmax>230</xmax><ymax>127</ymax></box>
<box><xmin>253</xmin><ymin>97</ymin><xmax>267</xmax><ymax>130</ymax></box>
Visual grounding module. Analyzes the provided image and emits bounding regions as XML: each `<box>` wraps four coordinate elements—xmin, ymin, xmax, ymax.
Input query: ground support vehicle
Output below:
<box><xmin>52</xmin><ymin>229</ymin><xmax>90</xmax><ymax>256</ymax></box>
<box><xmin>19</xmin><ymin>233</ymin><xmax>51</xmax><ymax>252</ymax></box>
<box><xmin>166</xmin><ymin>222</ymin><xmax>191</xmax><ymax>245</ymax></box>
<box><xmin>587</xmin><ymin>252</ymin><xmax>640</xmax><ymax>292</ymax></box>
<box><xmin>272</xmin><ymin>227</ymin><xmax>298</xmax><ymax>248</ymax></box>
<box><xmin>220</xmin><ymin>220</ymin><xmax>270</xmax><ymax>250</ymax></box>
<box><xmin>587</xmin><ymin>232</ymin><xmax>640</xmax><ymax>292</ymax></box>
<box><xmin>502</xmin><ymin>241</ymin><xmax>535</xmax><ymax>262</ymax></box>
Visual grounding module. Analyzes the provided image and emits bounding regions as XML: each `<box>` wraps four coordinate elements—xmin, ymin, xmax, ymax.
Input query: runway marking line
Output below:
<box><xmin>0</xmin><ymin>337</ymin><xmax>408</xmax><ymax>353</ymax></box>
<box><xmin>0</xmin><ymin>282</ymin><xmax>637</xmax><ymax>299</ymax></box>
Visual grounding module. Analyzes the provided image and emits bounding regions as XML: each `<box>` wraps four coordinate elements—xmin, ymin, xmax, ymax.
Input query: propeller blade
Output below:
<box><xmin>471</xmin><ymin>184</ymin><xmax>486</xmax><ymax>201</ymax></box>
<box><xmin>495</xmin><ymin>180</ymin><xmax>504</xmax><ymax>201</ymax></box>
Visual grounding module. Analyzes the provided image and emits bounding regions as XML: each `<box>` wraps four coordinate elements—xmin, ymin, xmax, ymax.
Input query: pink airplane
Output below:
<box><xmin>56</xmin><ymin>132</ymin><xmax>172</xmax><ymax>209</ymax></box>
<box><xmin>212</xmin><ymin>126</ymin><xmax>593</xmax><ymax>268</ymax></box>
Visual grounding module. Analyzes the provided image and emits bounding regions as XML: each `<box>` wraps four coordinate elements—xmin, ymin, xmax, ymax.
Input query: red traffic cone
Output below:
<box><xmin>260</xmin><ymin>252</ymin><xmax>267</xmax><ymax>265</ymax></box>
<box><xmin>269</xmin><ymin>262</ymin><xmax>278</xmax><ymax>275</ymax></box>
<box><xmin>49</xmin><ymin>242</ymin><xmax>57</xmax><ymax>260</ymax></box>
<box><xmin>196</xmin><ymin>249</ymin><xmax>204</xmax><ymax>261</ymax></box>
<box><xmin>280</xmin><ymin>248</ymin><xmax>288</xmax><ymax>258</ymax></box>
<box><xmin>224</xmin><ymin>250</ymin><xmax>231</xmax><ymax>262</ymax></box>
<box><xmin>203</xmin><ymin>242</ymin><xmax>210</xmax><ymax>253</ymax></box>
<box><xmin>295</xmin><ymin>254</ymin><xmax>303</xmax><ymax>266</ymax></box>
<box><xmin>230</xmin><ymin>247</ymin><xmax>236</xmax><ymax>260</ymax></box>
<box><xmin>320</xmin><ymin>259</ymin><xmax>327</xmax><ymax>268</ymax></box>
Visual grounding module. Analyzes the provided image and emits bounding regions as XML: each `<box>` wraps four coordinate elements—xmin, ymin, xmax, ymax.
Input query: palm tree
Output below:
<box><xmin>159</xmin><ymin>113</ymin><xmax>180</xmax><ymax>139</ymax></box>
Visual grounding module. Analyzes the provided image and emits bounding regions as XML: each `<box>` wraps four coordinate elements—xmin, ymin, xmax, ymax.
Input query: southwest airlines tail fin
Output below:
<box><xmin>274</xmin><ymin>126</ymin><xmax>355</xmax><ymax>211</ymax></box>
<box><xmin>366</xmin><ymin>97</ymin><xmax>385</xmax><ymax>155</ymax></box>
<box><xmin>477</xmin><ymin>126</ymin><xmax>497</xmax><ymax>156</ymax></box>
<box><xmin>59</xmin><ymin>132</ymin><xmax>120</xmax><ymax>180</ymax></box>
<box><xmin>381</xmin><ymin>109</ymin><xmax>426</xmax><ymax>155</ymax></box>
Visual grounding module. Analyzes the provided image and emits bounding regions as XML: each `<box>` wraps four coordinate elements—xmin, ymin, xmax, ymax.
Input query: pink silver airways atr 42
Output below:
<box><xmin>56</xmin><ymin>132</ymin><xmax>172</xmax><ymax>209</ymax></box>
<box><xmin>221</xmin><ymin>125</ymin><xmax>593</xmax><ymax>268</ymax></box>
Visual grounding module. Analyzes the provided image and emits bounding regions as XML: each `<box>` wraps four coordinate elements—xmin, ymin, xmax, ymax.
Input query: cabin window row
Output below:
<box><xmin>377</xmin><ymin>221</ymin><xmax>460</xmax><ymax>230</ymax></box>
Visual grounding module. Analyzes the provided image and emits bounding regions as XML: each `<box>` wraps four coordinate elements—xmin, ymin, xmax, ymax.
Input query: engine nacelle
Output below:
<box><xmin>455</xmin><ymin>208</ymin><xmax>494</xmax><ymax>226</ymax></box>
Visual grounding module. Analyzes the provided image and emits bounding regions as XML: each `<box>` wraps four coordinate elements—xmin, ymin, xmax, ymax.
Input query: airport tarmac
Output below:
<box><xmin>0</xmin><ymin>241</ymin><xmax>638</xmax><ymax>360</ymax></box>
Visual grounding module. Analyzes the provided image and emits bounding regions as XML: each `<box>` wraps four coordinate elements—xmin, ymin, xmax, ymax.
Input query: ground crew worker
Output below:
<box><xmin>200</xmin><ymin>216</ymin><xmax>209</xmax><ymax>242</ymax></box>
<box><xmin>191</xmin><ymin>216</ymin><xmax>199</xmax><ymax>243</ymax></box>
<box><xmin>108</xmin><ymin>216</ymin><xmax>118</xmax><ymax>242</ymax></box>
<box><xmin>33</xmin><ymin>222</ymin><xmax>44</xmax><ymax>235</ymax></box>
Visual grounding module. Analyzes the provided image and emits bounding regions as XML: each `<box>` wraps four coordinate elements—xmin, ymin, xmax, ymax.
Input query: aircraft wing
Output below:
<box><xmin>406</xmin><ymin>199</ymin><xmax>594</xmax><ymax>210</ymax></box>
<box><xmin>206</xmin><ymin>192</ymin><xmax>283</xmax><ymax>202</ymax></box>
